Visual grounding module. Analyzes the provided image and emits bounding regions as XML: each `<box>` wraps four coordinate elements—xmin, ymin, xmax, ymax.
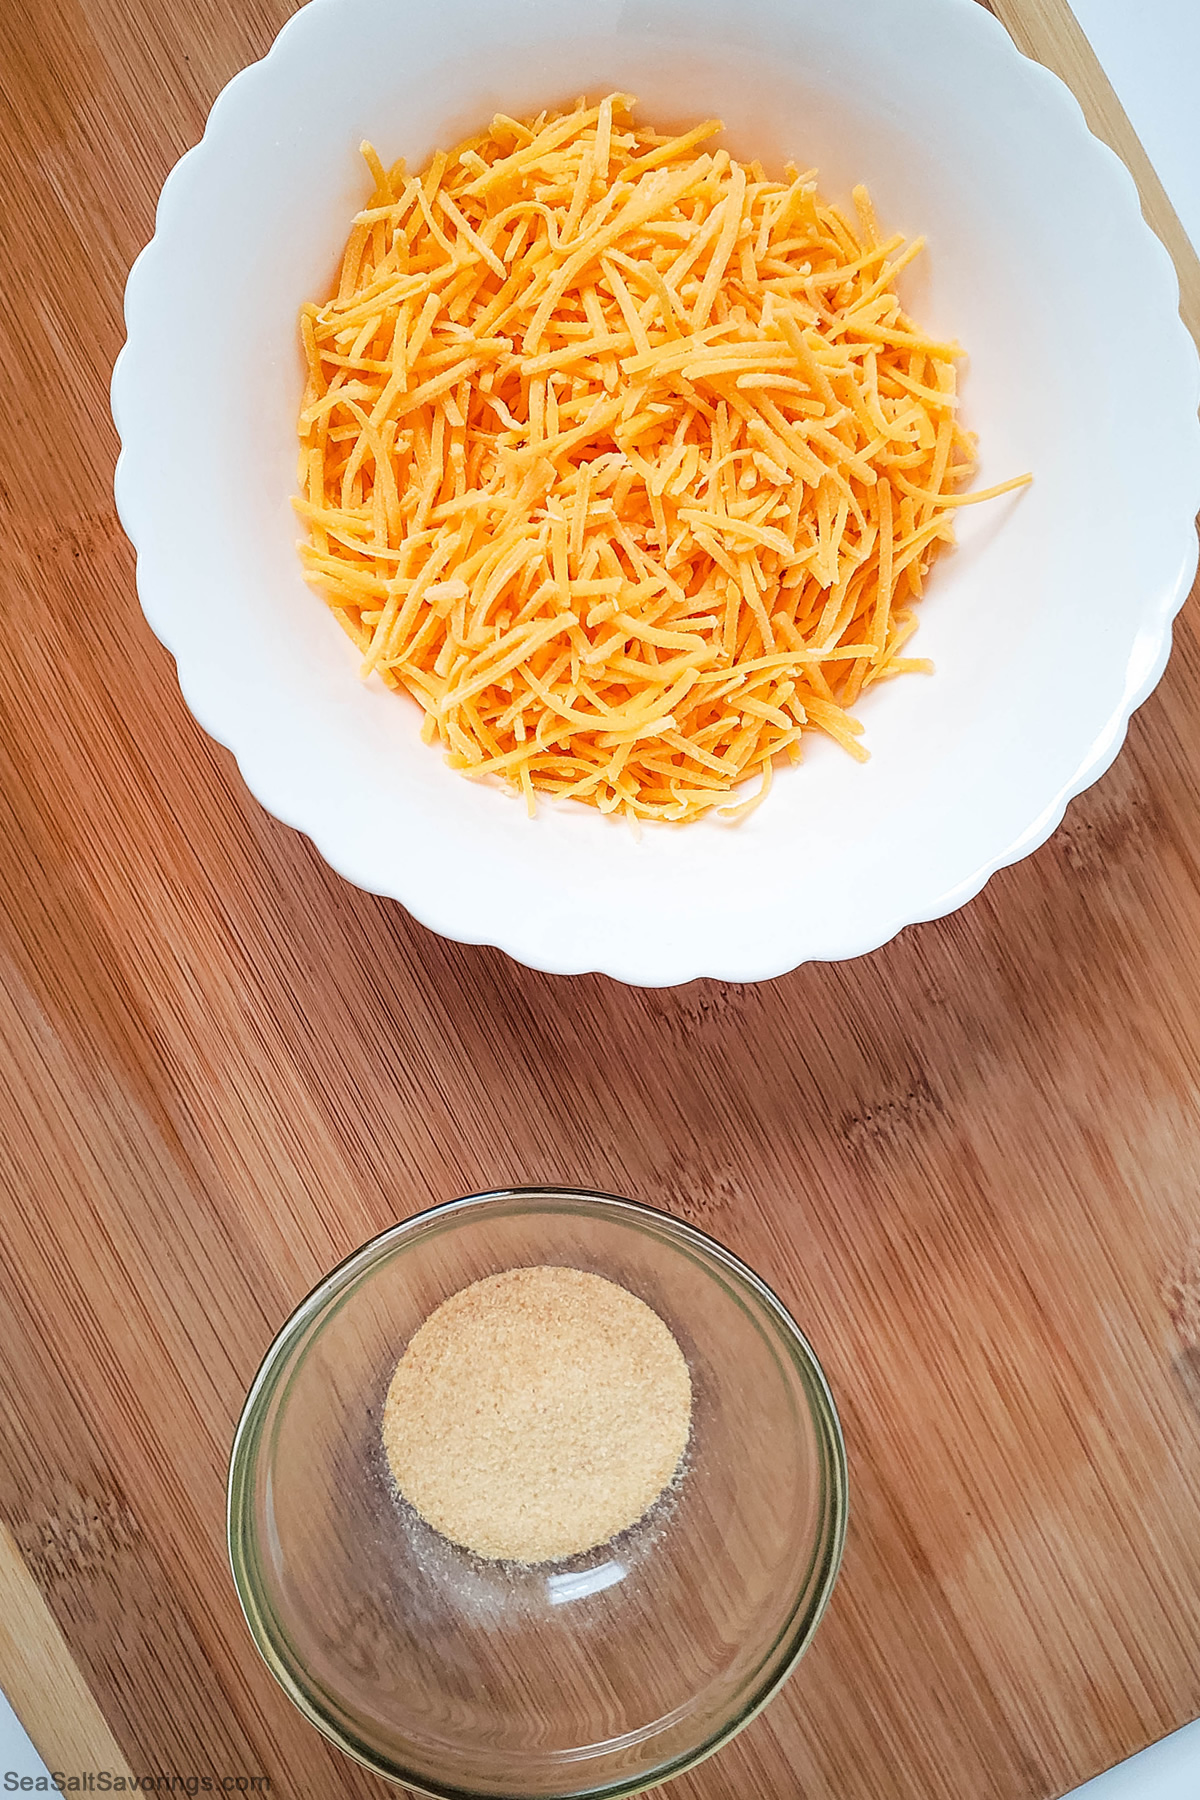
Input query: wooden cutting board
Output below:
<box><xmin>2</xmin><ymin>1</ymin><xmax>1199</xmax><ymax>1795</ymax></box>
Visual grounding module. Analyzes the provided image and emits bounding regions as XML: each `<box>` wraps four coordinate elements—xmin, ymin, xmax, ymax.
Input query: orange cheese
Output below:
<box><xmin>297</xmin><ymin>95</ymin><xmax>1030</xmax><ymax>822</ymax></box>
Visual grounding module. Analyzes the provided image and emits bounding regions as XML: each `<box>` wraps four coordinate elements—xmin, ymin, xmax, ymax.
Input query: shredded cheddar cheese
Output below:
<box><xmin>296</xmin><ymin>96</ymin><xmax>1030</xmax><ymax>823</ymax></box>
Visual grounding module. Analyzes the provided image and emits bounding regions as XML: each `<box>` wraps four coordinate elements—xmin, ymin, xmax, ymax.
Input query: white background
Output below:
<box><xmin>3</xmin><ymin>1</ymin><xmax>1197</xmax><ymax>1793</ymax></box>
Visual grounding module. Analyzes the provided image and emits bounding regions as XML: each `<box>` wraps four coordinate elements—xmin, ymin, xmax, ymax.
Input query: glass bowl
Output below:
<box><xmin>228</xmin><ymin>1189</ymin><xmax>846</xmax><ymax>1796</ymax></box>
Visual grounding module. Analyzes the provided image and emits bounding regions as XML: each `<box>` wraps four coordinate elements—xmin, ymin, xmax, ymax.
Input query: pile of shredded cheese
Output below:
<box><xmin>297</xmin><ymin>95</ymin><xmax>1029</xmax><ymax>823</ymax></box>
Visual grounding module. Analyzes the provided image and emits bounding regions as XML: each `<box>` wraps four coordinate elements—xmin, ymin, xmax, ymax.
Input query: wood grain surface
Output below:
<box><xmin>2</xmin><ymin>1</ymin><xmax>1199</xmax><ymax>1796</ymax></box>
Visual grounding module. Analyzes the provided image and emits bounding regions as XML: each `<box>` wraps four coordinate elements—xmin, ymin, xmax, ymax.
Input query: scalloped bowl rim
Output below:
<box><xmin>112</xmin><ymin>0</ymin><xmax>1200</xmax><ymax>987</ymax></box>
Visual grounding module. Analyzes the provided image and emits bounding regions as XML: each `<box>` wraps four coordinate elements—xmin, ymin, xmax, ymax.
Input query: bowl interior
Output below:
<box><xmin>119</xmin><ymin>0</ymin><xmax>1199</xmax><ymax>980</ymax></box>
<box><xmin>230</xmin><ymin>1194</ymin><xmax>845</xmax><ymax>1796</ymax></box>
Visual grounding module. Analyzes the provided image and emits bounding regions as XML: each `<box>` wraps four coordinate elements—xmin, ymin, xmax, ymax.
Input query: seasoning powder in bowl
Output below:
<box><xmin>382</xmin><ymin>1265</ymin><xmax>692</xmax><ymax>1562</ymax></box>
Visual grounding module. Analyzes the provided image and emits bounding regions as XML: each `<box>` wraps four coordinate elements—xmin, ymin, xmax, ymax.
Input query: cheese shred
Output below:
<box><xmin>297</xmin><ymin>96</ymin><xmax>1030</xmax><ymax>823</ymax></box>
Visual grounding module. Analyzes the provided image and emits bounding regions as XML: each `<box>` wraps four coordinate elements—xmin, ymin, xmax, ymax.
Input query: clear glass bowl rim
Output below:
<box><xmin>227</xmin><ymin>1186</ymin><xmax>849</xmax><ymax>1798</ymax></box>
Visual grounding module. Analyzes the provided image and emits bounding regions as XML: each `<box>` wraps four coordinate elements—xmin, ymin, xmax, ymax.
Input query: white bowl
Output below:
<box><xmin>112</xmin><ymin>0</ymin><xmax>1200</xmax><ymax>988</ymax></box>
